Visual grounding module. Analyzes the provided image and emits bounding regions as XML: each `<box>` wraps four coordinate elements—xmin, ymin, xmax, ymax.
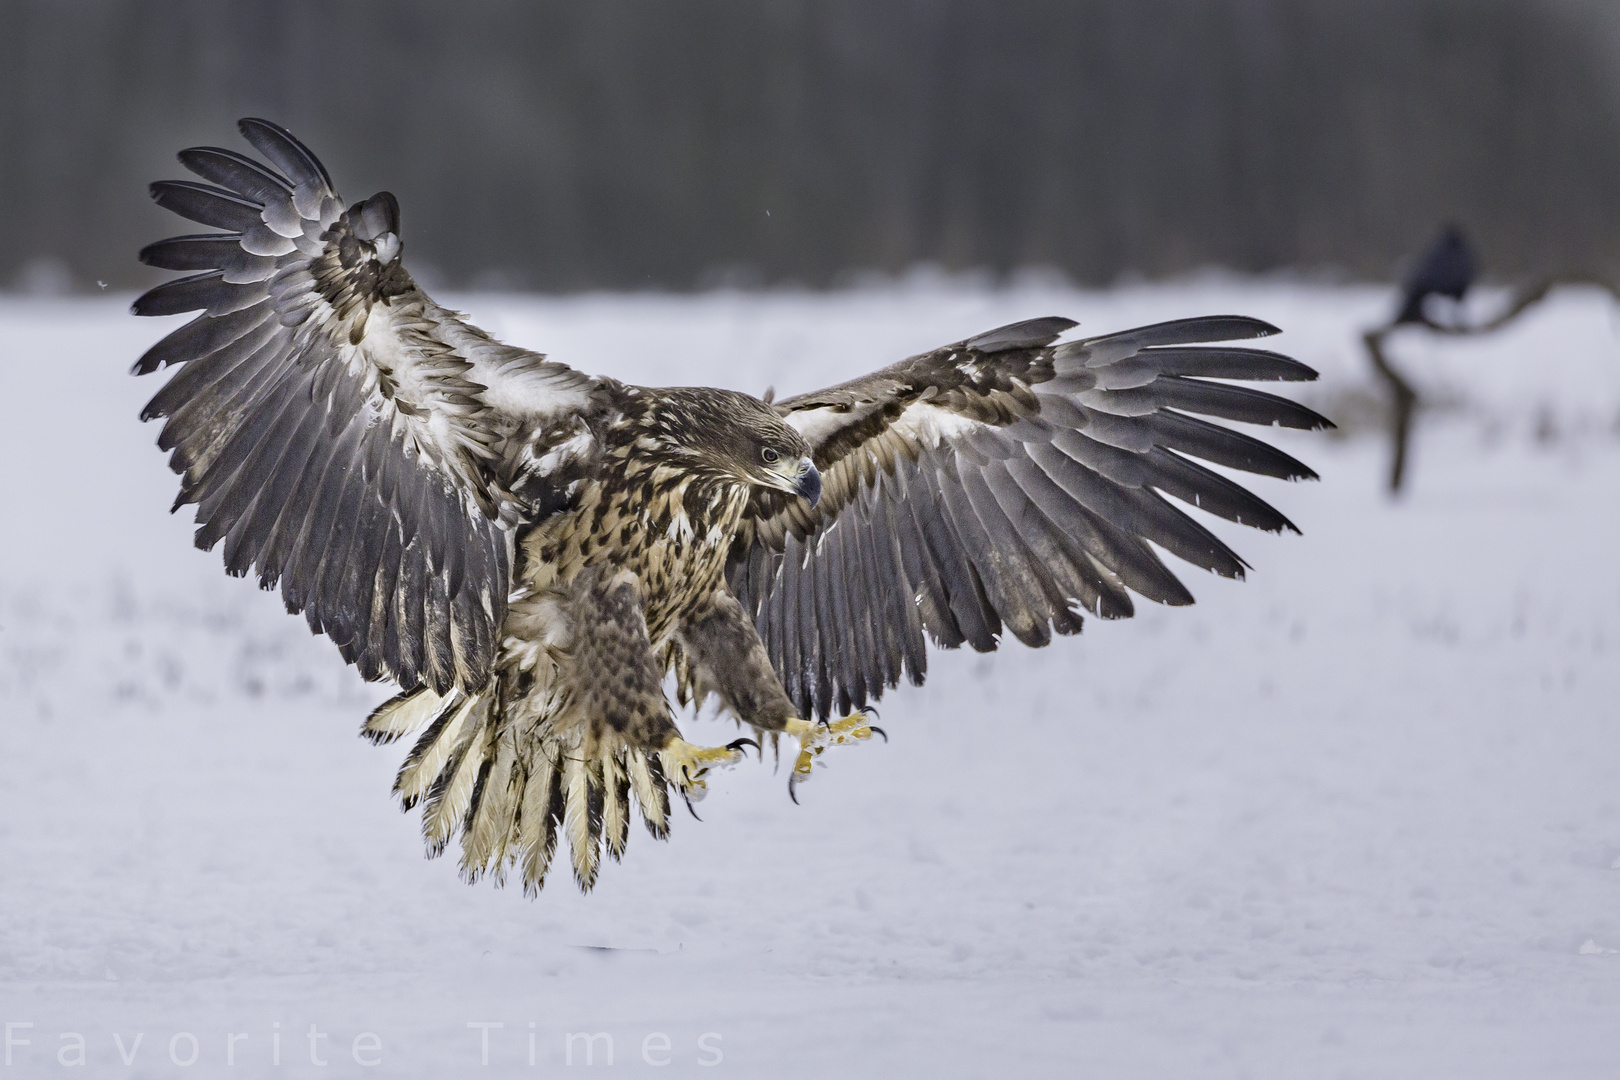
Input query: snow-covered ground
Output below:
<box><xmin>2</xmin><ymin>280</ymin><xmax>1618</xmax><ymax>1077</ymax></box>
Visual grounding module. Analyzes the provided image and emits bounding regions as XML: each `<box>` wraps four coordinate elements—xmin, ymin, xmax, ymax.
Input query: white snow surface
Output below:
<box><xmin>2</xmin><ymin>279</ymin><xmax>1619</xmax><ymax>1077</ymax></box>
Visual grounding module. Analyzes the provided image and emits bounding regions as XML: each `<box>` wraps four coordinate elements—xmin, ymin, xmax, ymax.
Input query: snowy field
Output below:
<box><xmin>2</xmin><ymin>280</ymin><xmax>1619</xmax><ymax>1077</ymax></box>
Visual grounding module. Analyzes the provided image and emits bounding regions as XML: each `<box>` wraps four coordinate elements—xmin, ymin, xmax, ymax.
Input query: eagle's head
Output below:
<box><xmin>646</xmin><ymin>388</ymin><xmax>821</xmax><ymax>505</ymax></box>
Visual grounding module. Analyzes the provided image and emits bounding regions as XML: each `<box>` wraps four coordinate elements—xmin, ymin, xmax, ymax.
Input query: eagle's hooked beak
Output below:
<box><xmin>794</xmin><ymin>457</ymin><xmax>822</xmax><ymax>506</ymax></box>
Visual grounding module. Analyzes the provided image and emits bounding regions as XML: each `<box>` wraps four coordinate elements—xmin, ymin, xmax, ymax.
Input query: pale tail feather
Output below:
<box><xmin>460</xmin><ymin>727</ymin><xmax>522</xmax><ymax>884</ymax></box>
<box><xmin>517</xmin><ymin>751</ymin><xmax>564</xmax><ymax>895</ymax></box>
<box><xmin>627</xmin><ymin>750</ymin><xmax>671</xmax><ymax>840</ymax></box>
<box><xmin>602</xmin><ymin>750</ymin><xmax>630</xmax><ymax>862</ymax></box>
<box><xmin>562</xmin><ymin>754</ymin><xmax>599</xmax><ymax>889</ymax></box>
<box><xmin>363</xmin><ymin>687</ymin><xmax>455</xmax><ymax>745</ymax></box>
<box><xmin>421</xmin><ymin>716</ymin><xmax>491</xmax><ymax>856</ymax></box>
<box><xmin>393</xmin><ymin>693</ymin><xmax>479</xmax><ymax>809</ymax></box>
<box><xmin>387</xmin><ymin>685</ymin><xmax>676</xmax><ymax>893</ymax></box>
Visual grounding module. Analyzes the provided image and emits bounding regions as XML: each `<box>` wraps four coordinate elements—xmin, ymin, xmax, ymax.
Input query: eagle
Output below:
<box><xmin>133</xmin><ymin>120</ymin><xmax>1329</xmax><ymax>894</ymax></box>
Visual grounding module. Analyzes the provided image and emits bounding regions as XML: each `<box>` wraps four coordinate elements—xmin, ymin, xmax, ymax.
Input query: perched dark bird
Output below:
<box><xmin>1395</xmin><ymin>224</ymin><xmax>1478</xmax><ymax>326</ymax></box>
<box><xmin>133</xmin><ymin>120</ymin><xmax>1331</xmax><ymax>893</ymax></box>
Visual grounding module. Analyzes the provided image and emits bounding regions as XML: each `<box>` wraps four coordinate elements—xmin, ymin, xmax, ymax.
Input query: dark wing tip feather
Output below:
<box><xmin>138</xmin><ymin>234</ymin><xmax>239</xmax><ymax>271</ymax></box>
<box><xmin>148</xmin><ymin>180</ymin><xmax>263</xmax><ymax>232</ymax></box>
<box><xmin>1154</xmin><ymin>378</ymin><xmax>1336</xmax><ymax>432</ymax></box>
<box><xmin>1193</xmin><ymin>315</ymin><xmax>1282</xmax><ymax>340</ymax></box>
<box><xmin>237</xmin><ymin>117</ymin><xmax>335</xmax><ymax>193</ymax></box>
<box><xmin>1093</xmin><ymin>315</ymin><xmax>1282</xmax><ymax>350</ymax></box>
<box><xmin>130</xmin><ymin>270</ymin><xmax>224</xmax><ymax>317</ymax></box>
<box><xmin>965</xmin><ymin>316</ymin><xmax>1078</xmax><ymax>353</ymax></box>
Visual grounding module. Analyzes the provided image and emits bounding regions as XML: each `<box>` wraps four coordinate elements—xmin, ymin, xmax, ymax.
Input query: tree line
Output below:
<box><xmin>3</xmin><ymin>0</ymin><xmax>1617</xmax><ymax>292</ymax></box>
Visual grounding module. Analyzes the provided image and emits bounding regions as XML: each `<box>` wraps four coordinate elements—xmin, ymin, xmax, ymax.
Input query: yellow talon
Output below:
<box><xmin>784</xmin><ymin>713</ymin><xmax>882</xmax><ymax>801</ymax></box>
<box><xmin>659</xmin><ymin>738</ymin><xmax>749</xmax><ymax>800</ymax></box>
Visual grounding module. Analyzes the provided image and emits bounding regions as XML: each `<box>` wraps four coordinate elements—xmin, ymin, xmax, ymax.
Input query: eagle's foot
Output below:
<box><xmin>784</xmin><ymin>713</ymin><xmax>885</xmax><ymax>802</ymax></box>
<box><xmin>659</xmin><ymin>737</ymin><xmax>755</xmax><ymax>802</ymax></box>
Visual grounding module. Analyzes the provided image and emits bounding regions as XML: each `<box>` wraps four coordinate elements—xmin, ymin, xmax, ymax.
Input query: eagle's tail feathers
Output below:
<box><xmin>392</xmin><ymin>691</ymin><xmax>479</xmax><ymax>809</ymax></box>
<box><xmin>380</xmin><ymin>683</ymin><xmax>675</xmax><ymax>893</ymax></box>
<box><xmin>562</xmin><ymin>753</ymin><xmax>600</xmax><ymax>890</ymax></box>
<box><xmin>518</xmin><ymin>754</ymin><xmax>565</xmax><ymax>896</ymax></box>
<box><xmin>459</xmin><ymin>729</ymin><xmax>521</xmax><ymax>885</ymax></box>
<box><xmin>420</xmin><ymin>716</ymin><xmax>489</xmax><ymax>857</ymax></box>
<box><xmin>603</xmin><ymin>751</ymin><xmax>632</xmax><ymax>862</ymax></box>
<box><xmin>630</xmin><ymin>751</ymin><xmax>672</xmax><ymax>840</ymax></box>
<box><xmin>362</xmin><ymin>686</ymin><xmax>453</xmax><ymax>746</ymax></box>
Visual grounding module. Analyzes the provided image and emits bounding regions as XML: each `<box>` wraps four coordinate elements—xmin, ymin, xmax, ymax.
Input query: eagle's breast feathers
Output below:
<box><xmin>512</xmin><ymin>390</ymin><xmax>757</xmax><ymax>648</ymax></box>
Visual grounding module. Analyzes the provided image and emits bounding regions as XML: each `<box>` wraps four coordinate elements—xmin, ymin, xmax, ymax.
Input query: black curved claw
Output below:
<box><xmin>680</xmin><ymin>789</ymin><xmax>703</xmax><ymax>821</ymax></box>
<box><xmin>726</xmin><ymin>737</ymin><xmax>761</xmax><ymax>758</ymax></box>
<box><xmin>868</xmin><ymin>725</ymin><xmax>888</xmax><ymax>744</ymax></box>
<box><xmin>864</xmin><ymin>706</ymin><xmax>881</xmax><ymax>721</ymax></box>
<box><xmin>787</xmin><ymin>772</ymin><xmax>802</xmax><ymax>805</ymax></box>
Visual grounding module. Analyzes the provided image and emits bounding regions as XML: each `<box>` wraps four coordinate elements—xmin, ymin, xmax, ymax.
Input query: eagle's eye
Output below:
<box><xmin>760</xmin><ymin>447</ymin><xmax>780</xmax><ymax>464</ymax></box>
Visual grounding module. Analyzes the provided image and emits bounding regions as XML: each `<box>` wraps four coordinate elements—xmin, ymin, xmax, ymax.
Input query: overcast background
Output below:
<box><xmin>5</xmin><ymin>4</ymin><xmax>1620</xmax><ymax>1076</ymax></box>
<box><xmin>4</xmin><ymin>0</ymin><xmax>1620</xmax><ymax>293</ymax></box>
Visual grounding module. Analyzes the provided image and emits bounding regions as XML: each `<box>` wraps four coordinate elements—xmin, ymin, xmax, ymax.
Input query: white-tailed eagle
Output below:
<box><xmin>133</xmin><ymin>120</ymin><xmax>1330</xmax><ymax>893</ymax></box>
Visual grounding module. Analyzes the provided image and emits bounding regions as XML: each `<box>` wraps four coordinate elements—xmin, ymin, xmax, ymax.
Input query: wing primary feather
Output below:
<box><xmin>252</xmin><ymin>367</ymin><xmax>367</xmax><ymax>587</ymax></box>
<box><xmin>836</xmin><ymin>505</ymin><xmax>882</xmax><ymax>705</ymax></box>
<box><xmin>1003</xmin><ymin>455</ymin><xmax>1192</xmax><ymax>606</ymax></box>
<box><xmin>1135</xmin><ymin>346</ymin><xmax>1319</xmax><ymax>382</ymax></box>
<box><xmin>1029</xmin><ymin>442</ymin><xmax>1248</xmax><ymax>577</ymax></box>
<box><xmin>144</xmin><ymin>313</ymin><xmax>284</xmax><ymax>424</ymax></box>
<box><xmin>393</xmin><ymin>535</ymin><xmax>428</xmax><ymax>690</ymax></box>
<box><xmin>889</xmin><ymin>463</ymin><xmax>964</xmax><ymax>649</ymax></box>
<box><xmin>177</xmin><ymin>146</ymin><xmax>294</xmax><ymax>203</ymax></box>
<box><xmin>1079</xmin><ymin>315</ymin><xmax>1280</xmax><ymax>353</ymax></box>
<box><xmin>148</xmin><ymin>180</ymin><xmax>265</xmax><ymax>232</ymax></box>
<box><xmin>212</xmin><ymin>366</ymin><xmax>324</xmax><ymax>570</ymax></box>
<box><xmin>237</xmin><ymin>118</ymin><xmax>336</xmax><ymax>197</ymax></box>
<box><xmin>964</xmin><ymin>316</ymin><xmax>1077</xmax><ymax>353</ymax></box>
<box><xmin>324</xmin><ymin>442</ymin><xmax>394</xmax><ymax>663</ymax></box>
<box><xmin>281</xmin><ymin>412</ymin><xmax>368</xmax><ymax>621</ymax></box>
<box><xmin>953</xmin><ymin>464</ymin><xmax>1057</xmax><ymax>646</ymax></box>
<box><xmin>773</xmin><ymin>541</ymin><xmax>803</xmax><ymax>713</ymax></box>
<box><xmin>866</xmin><ymin>486</ymin><xmax>927</xmax><ymax>684</ymax></box>
<box><xmin>139</xmin><ymin>234</ymin><xmax>244</xmax><ymax>272</ymax></box>
<box><xmin>229</xmin><ymin>384</ymin><xmax>331</xmax><ymax>583</ymax></box>
<box><xmin>1143</xmin><ymin>447</ymin><xmax>1300</xmax><ymax>533</ymax></box>
<box><xmin>181</xmin><ymin>341</ymin><xmax>306</xmax><ymax>517</ymax></box>
<box><xmin>1148</xmin><ymin>410</ymin><xmax>1319</xmax><ymax>480</ymax></box>
<box><xmin>158</xmin><ymin>331</ymin><xmax>291</xmax><ymax>471</ymax></box>
<box><xmin>933</xmin><ymin>456</ymin><xmax>1048</xmax><ymax>645</ymax></box>
<box><xmin>820</xmin><ymin>519</ymin><xmax>863</xmax><ymax>714</ymax></box>
<box><xmin>133</xmin><ymin>301</ymin><xmax>274</xmax><ymax>374</ymax></box>
<box><xmin>805</xmin><ymin>531</ymin><xmax>836</xmax><ymax>719</ymax></box>
<box><xmin>981</xmin><ymin>460</ymin><xmax>1117</xmax><ymax>624</ymax></box>
<box><xmin>1136</xmin><ymin>377</ymin><xmax>1333</xmax><ymax>430</ymax></box>
<box><xmin>368</xmin><ymin>515</ymin><xmax>408</xmax><ymax>680</ymax></box>
<box><xmin>849</xmin><ymin>493</ymin><xmax>903</xmax><ymax>691</ymax></box>
<box><xmin>912</xmin><ymin>459</ymin><xmax>999</xmax><ymax>650</ymax></box>
<box><xmin>299</xmin><ymin>459</ymin><xmax>367</xmax><ymax>638</ymax></box>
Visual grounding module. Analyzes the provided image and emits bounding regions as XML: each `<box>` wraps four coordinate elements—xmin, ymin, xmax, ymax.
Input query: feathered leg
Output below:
<box><xmin>570</xmin><ymin>571</ymin><xmax>751</xmax><ymax>818</ymax></box>
<box><xmin>676</xmin><ymin>589</ymin><xmax>882</xmax><ymax>799</ymax></box>
<box><xmin>364</xmin><ymin>570</ymin><xmax>757</xmax><ymax>894</ymax></box>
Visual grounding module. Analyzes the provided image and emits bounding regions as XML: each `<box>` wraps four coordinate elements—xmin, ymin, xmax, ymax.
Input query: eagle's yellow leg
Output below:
<box><xmin>659</xmin><ymin>737</ymin><xmax>752</xmax><ymax>801</ymax></box>
<box><xmin>783</xmin><ymin>713</ymin><xmax>882</xmax><ymax>800</ymax></box>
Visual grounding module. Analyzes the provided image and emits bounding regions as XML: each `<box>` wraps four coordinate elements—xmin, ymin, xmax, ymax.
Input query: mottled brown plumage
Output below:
<box><xmin>133</xmin><ymin>120</ymin><xmax>1328</xmax><ymax>894</ymax></box>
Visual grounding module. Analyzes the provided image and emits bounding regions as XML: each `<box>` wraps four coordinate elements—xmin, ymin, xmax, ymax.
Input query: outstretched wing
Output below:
<box><xmin>727</xmin><ymin>315</ymin><xmax>1331</xmax><ymax>720</ymax></box>
<box><xmin>134</xmin><ymin>119</ymin><xmax>595</xmax><ymax>694</ymax></box>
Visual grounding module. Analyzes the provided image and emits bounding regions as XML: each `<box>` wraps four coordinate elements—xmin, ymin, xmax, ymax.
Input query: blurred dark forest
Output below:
<box><xmin>3</xmin><ymin>0</ymin><xmax>1619</xmax><ymax>292</ymax></box>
